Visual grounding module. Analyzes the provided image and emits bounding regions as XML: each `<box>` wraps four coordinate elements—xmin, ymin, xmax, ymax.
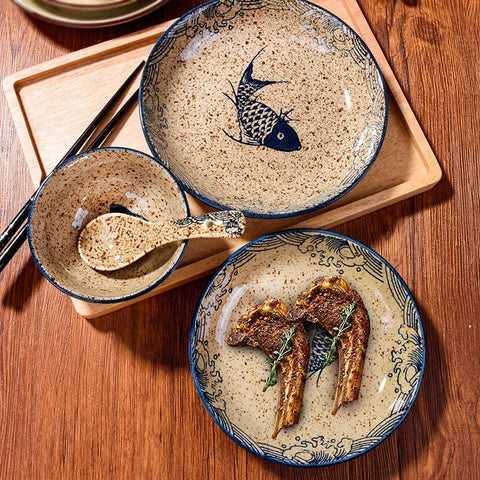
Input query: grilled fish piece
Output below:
<box><xmin>288</xmin><ymin>276</ymin><xmax>370</xmax><ymax>414</ymax></box>
<box><xmin>227</xmin><ymin>299</ymin><xmax>310</xmax><ymax>438</ymax></box>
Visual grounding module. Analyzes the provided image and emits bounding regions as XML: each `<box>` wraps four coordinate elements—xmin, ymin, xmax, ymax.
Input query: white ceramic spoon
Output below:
<box><xmin>78</xmin><ymin>210</ymin><xmax>246</xmax><ymax>271</ymax></box>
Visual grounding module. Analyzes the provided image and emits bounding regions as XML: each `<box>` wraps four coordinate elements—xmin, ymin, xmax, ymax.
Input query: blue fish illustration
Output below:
<box><xmin>223</xmin><ymin>49</ymin><xmax>301</xmax><ymax>152</ymax></box>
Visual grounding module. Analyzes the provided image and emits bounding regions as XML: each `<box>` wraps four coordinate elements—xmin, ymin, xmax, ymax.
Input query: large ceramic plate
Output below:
<box><xmin>189</xmin><ymin>230</ymin><xmax>424</xmax><ymax>466</ymax></box>
<box><xmin>141</xmin><ymin>0</ymin><xmax>388</xmax><ymax>217</ymax></box>
<box><xmin>13</xmin><ymin>0</ymin><xmax>168</xmax><ymax>28</ymax></box>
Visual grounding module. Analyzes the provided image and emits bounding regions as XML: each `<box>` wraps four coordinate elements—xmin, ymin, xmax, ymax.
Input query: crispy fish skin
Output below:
<box><xmin>288</xmin><ymin>276</ymin><xmax>370</xmax><ymax>414</ymax></box>
<box><xmin>227</xmin><ymin>299</ymin><xmax>310</xmax><ymax>438</ymax></box>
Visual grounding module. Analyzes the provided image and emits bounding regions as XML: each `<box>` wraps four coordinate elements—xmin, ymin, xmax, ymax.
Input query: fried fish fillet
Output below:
<box><xmin>288</xmin><ymin>276</ymin><xmax>370</xmax><ymax>414</ymax></box>
<box><xmin>227</xmin><ymin>299</ymin><xmax>310</xmax><ymax>438</ymax></box>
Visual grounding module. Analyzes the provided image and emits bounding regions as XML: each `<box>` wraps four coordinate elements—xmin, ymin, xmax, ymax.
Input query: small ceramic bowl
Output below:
<box><xmin>28</xmin><ymin>147</ymin><xmax>189</xmax><ymax>303</ymax></box>
<box><xmin>140</xmin><ymin>0</ymin><xmax>388</xmax><ymax>218</ymax></box>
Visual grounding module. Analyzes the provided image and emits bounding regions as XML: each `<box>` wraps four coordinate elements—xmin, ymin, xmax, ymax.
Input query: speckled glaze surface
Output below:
<box><xmin>28</xmin><ymin>148</ymin><xmax>188</xmax><ymax>302</ymax></box>
<box><xmin>140</xmin><ymin>0</ymin><xmax>387</xmax><ymax>218</ymax></box>
<box><xmin>78</xmin><ymin>210</ymin><xmax>246</xmax><ymax>271</ymax></box>
<box><xmin>189</xmin><ymin>229</ymin><xmax>424</xmax><ymax>466</ymax></box>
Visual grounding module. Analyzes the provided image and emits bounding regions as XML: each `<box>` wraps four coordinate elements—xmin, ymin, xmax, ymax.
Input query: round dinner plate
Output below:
<box><xmin>44</xmin><ymin>0</ymin><xmax>136</xmax><ymax>11</ymax></box>
<box><xmin>141</xmin><ymin>0</ymin><xmax>388</xmax><ymax>217</ymax></box>
<box><xmin>189</xmin><ymin>229</ymin><xmax>424</xmax><ymax>466</ymax></box>
<box><xmin>13</xmin><ymin>0</ymin><xmax>168</xmax><ymax>28</ymax></box>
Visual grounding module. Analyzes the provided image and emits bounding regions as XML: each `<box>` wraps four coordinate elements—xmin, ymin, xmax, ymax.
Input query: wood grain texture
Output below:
<box><xmin>0</xmin><ymin>0</ymin><xmax>479</xmax><ymax>478</ymax></box>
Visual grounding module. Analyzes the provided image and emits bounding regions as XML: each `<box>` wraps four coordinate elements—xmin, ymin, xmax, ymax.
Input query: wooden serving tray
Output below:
<box><xmin>3</xmin><ymin>0</ymin><xmax>441</xmax><ymax>318</ymax></box>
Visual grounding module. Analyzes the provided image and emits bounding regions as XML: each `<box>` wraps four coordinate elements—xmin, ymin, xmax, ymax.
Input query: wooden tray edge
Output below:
<box><xmin>3</xmin><ymin>76</ymin><xmax>42</xmax><ymax>181</ymax></box>
<box><xmin>2</xmin><ymin>20</ymin><xmax>175</xmax><ymax>187</ymax></box>
<box><xmin>4</xmin><ymin>21</ymin><xmax>171</xmax><ymax>87</ymax></box>
<box><xmin>344</xmin><ymin>0</ymin><xmax>440</xmax><ymax>176</ymax></box>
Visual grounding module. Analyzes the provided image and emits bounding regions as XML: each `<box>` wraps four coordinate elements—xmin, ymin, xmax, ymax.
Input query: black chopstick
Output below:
<box><xmin>0</xmin><ymin>62</ymin><xmax>144</xmax><ymax>274</ymax></box>
<box><xmin>0</xmin><ymin>60</ymin><xmax>144</xmax><ymax>255</ymax></box>
<box><xmin>0</xmin><ymin>226</ymin><xmax>29</xmax><ymax>273</ymax></box>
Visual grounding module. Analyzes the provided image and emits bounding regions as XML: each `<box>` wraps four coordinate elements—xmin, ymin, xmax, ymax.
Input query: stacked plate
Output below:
<box><xmin>46</xmin><ymin>0</ymin><xmax>137</xmax><ymax>8</ymax></box>
<box><xmin>13</xmin><ymin>0</ymin><xmax>168</xmax><ymax>27</ymax></box>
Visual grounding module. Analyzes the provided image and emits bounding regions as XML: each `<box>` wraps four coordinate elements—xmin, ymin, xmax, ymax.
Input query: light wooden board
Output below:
<box><xmin>3</xmin><ymin>0</ymin><xmax>442</xmax><ymax>318</ymax></box>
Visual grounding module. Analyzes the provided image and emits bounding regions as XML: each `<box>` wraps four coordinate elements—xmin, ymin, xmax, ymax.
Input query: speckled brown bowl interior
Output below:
<box><xmin>28</xmin><ymin>148</ymin><xmax>188</xmax><ymax>302</ymax></box>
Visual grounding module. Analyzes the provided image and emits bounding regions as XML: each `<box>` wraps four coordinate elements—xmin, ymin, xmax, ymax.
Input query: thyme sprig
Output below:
<box><xmin>263</xmin><ymin>326</ymin><xmax>296</xmax><ymax>392</ymax></box>
<box><xmin>322</xmin><ymin>302</ymin><xmax>356</xmax><ymax>369</ymax></box>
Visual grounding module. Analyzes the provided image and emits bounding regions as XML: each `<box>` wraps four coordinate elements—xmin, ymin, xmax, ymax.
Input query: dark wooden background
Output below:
<box><xmin>1</xmin><ymin>0</ymin><xmax>479</xmax><ymax>478</ymax></box>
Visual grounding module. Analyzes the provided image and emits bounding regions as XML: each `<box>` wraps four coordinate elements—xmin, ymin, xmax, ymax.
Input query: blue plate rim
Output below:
<box><xmin>188</xmin><ymin>228</ymin><xmax>425</xmax><ymax>466</ymax></box>
<box><xmin>139</xmin><ymin>0</ymin><xmax>389</xmax><ymax>219</ymax></box>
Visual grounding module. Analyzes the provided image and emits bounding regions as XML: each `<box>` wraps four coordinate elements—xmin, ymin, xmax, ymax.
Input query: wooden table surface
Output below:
<box><xmin>1</xmin><ymin>0</ymin><xmax>478</xmax><ymax>478</ymax></box>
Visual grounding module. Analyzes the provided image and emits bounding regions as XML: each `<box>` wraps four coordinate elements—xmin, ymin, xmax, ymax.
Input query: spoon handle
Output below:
<box><xmin>78</xmin><ymin>210</ymin><xmax>246</xmax><ymax>271</ymax></box>
<box><xmin>155</xmin><ymin>210</ymin><xmax>246</xmax><ymax>243</ymax></box>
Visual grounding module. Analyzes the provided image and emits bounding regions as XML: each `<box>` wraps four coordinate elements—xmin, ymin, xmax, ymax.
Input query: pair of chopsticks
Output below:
<box><xmin>0</xmin><ymin>60</ymin><xmax>146</xmax><ymax>274</ymax></box>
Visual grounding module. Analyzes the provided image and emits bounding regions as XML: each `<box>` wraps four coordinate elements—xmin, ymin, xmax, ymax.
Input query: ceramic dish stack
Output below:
<box><xmin>13</xmin><ymin>0</ymin><xmax>169</xmax><ymax>27</ymax></box>
<box><xmin>44</xmin><ymin>0</ymin><xmax>137</xmax><ymax>8</ymax></box>
<box><xmin>44</xmin><ymin>0</ymin><xmax>137</xmax><ymax>10</ymax></box>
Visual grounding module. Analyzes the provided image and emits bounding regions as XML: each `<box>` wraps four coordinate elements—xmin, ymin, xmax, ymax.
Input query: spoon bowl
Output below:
<box><xmin>78</xmin><ymin>210</ymin><xmax>246</xmax><ymax>271</ymax></box>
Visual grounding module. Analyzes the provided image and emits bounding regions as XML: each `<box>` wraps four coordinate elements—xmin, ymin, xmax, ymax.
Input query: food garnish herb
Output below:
<box><xmin>263</xmin><ymin>326</ymin><xmax>296</xmax><ymax>392</ymax></box>
<box><xmin>322</xmin><ymin>302</ymin><xmax>356</xmax><ymax>369</ymax></box>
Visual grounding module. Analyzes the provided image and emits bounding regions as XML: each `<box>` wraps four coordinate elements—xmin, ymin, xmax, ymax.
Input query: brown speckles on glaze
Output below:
<box><xmin>29</xmin><ymin>148</ymin><xmax>187</xmax><ymax>301</ymax></box>
<box><xmin>78</xmin><ymin>210</ymin><xmax>245</xmax><ymax>271</ymax></box>
<box><xmin>143</xmin><ymin>1</ymin><xmax>386</xmax><ymax>215</ymax></box>
<box><xmin>193</xmin><ymin>230</ymin><xmax>422</xmax><ymax>455</ymax></box>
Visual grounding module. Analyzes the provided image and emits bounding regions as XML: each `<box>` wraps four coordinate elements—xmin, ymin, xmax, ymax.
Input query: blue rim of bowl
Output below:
<box><xmin>188</xmin><ymin>228</ymin><xmax>425</xmax><ymax>466</ymax></box>
<box><xmin>139</xmin><ymin>0</ymin><xmax>389</xmax><ymax>219</ymax></box>
<box><xmin>27</xmin><ymin>146</ymin><xmax>190</xmax><ymax>304</ymax></box>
